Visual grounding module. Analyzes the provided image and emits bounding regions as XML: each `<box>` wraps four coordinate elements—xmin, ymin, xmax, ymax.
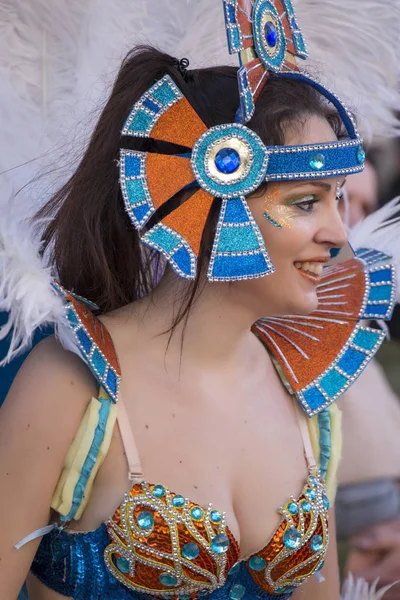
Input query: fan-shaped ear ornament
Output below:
<box><xmin>119</xmin><ymin>74</ymin><xmax>364</xmax><ymax>282</ymax></box>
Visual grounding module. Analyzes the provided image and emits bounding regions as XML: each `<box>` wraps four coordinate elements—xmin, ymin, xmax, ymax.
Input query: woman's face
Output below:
<box><xmin>242</xmin><ymin>115</ymin><xmax>348</xmax><ymax>317</ymax></box>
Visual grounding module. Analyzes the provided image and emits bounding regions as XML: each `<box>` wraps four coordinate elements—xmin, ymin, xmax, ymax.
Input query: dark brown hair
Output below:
<box><xmin>36</xmin><ymin>45</ymin><xmax>344</xmax><ymax>325</ymax></box>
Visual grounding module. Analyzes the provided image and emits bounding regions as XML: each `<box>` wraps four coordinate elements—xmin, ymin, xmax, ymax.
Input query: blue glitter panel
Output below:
<box><xmin>337</xmin><ymin>347</ymin><xmax>367</xmax><ymax>377</ymax></box>
<box><xmin>356</xmin><ymin>248</ymin><xmax>392</xmax><ymax>265</ymax></box>
<box><xmin>266</xmin><ymin>142</ymin><xmax>361</xmax><ymax>179</ymax></box>
<box><xmin>91</xmin><ymin>348</ymin><xmax>107</xmax><ymax>379</ymax></box>
<box><xmin>224</xmin><ymin>198</ymin><xmax>251</xmax><ymax>223</ymax></box>
<box><xmin>66</xmin><ymin>307</ymin><xmax>80</xmax><ymax>326</ymax></box>
<box><xmin>369</xmin><ymin>269</ymin><xmax>392</xmax><ymax>283</ymax></box>
<box><xmin>124</xmin><ymin>155</ymin><xmax>142</xmax><ymax>177</ymax></box>
<box><xmin>172</xmin><ymin>245</ymin><xmax>193</xmax><ymax>277</ymax></box>
<box><xmin>353</xmin><ymin>328</ymin><xmax>382</xmax><ymax>351</ymax></box>
<box><xmin>125</xmin><ymin>179</ymin><xmax>147</xmax><ymax>205</ymax></box>
<box><xmin>364</xmin><ymin>304</ymin><xmax>391</xmax><ymax>317</ymax></box>
<box><xmin>281</xmin><ymin>0</ymin><xmax>308</xmax><ymax>59</ymax></box>
<box><xmin>132</xmin><ymin>203</ymin><xmax>151</xmax><ymax>225</ymax></box>
<box><xmin>368</xmin><ymin>285</ymin><xmax>392</xmax><ymax>302</ymax></box>
<box><xmin>146</xmin><ymin>226</ymin><xmax>180</xmax><ymax>254</ymax></box>
<box><xmin>142</xmin><ymin>97</ymin><xmax>161</xmax><ymax>114</ymax></box>
<box><xmin>106</xmin><ymin>368</ymin><xmax>118</xmax><ymax>396</ymax></box>
<box><xmin>319</xmin><ymin>369</ymin><xmax>348</xmax><ymax>398</ymax></box>
<box><xmin>76</xmin><ymin>328</ymin><xmax>92</xmax><ymax>355</ymax></box>
<box><xmin>302</xmin><ymin>386</ymin><xmax>327</xmax><ymax>412</ymax></box>
<box><xmin>151</xmin><ymin>79</ymin><xmax>180</xmax><ymax>106</ymax></box>
<box><xmin>212</xmin><ymin>253</ymin><xmax>271</xmax><ymax>278</ymax></box>
<box><xmin>126</xmin><ymin>110</ymin><xmax>153</xmax><ymax>134</ymax></box>
<box><xmin>217</xmin><ymin>226</ymin><xmax>260</xmax><ymax>253</ymax></box>
<box><xmin>225</xmin><ymin>2</ymin><xmax>236</xmax><ymax>24</ymax></box>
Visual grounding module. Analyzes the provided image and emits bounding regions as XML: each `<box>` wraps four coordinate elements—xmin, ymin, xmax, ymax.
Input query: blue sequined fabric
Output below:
<box><xmin>31</xmin><ymin>525</ymin><xmax>294</xmax><ymax>599</ymax></box>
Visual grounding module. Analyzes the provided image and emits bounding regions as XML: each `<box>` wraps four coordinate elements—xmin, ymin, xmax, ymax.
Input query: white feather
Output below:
<box><xmin>294</xmin><ymin>0</ymin><xmax>400</xmax><ymax>139</ymax></box>
<box><xmin>0</xmin><ymin>193</ymin><xmax>65</xmax><ymax>365</ymax></box>
<box><xmin>341</xmin><ymin>573</ymin><xmax>398</xmax><ymax>600</ymax></box>
<box><xmin>350</xmin><ymin>196</ymin><xmax>400</xmax><ymax>301</ymax></box>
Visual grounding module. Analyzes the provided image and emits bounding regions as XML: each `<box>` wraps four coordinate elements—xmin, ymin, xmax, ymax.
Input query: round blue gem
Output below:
<box><xmin>191</xmin><ymin>506</ymin><xmax>204</xmax><ymax>521</ymax></box>
<box><xmin>283</xmin><ymin>527</ymin><xmax>302</xmax><ymax>550</ymax></box>
<box><xmin>323</xmin><ymin>494</ymin><xmax>330</xmax><ymax>510</ymax></box>
<box><xmin>159</xmin><ymin>573</ymin><xmax>178</xmax><ymax>587</ymax></box>
<box><xmin>115</xmin><ymin>556</ymin><xmax>130</xmax><ymax>573</ymax></box>
<box><xmin>210</xmin><ymin>510</ymin><xmax>222</xmax><ymax>523</ymax></box>
<box><xmin>306</xmin><ymin>488</ymin><xmax>316</xmax><ymax>501</ymax></box>
<box><xmin>152</xmin><ymin>485</ymin><xmax>166</xmax><ymax>498</ymax></box>
<box><xmin>265</xmin><ymin>21</ymin><xmax>278</xmax><ymax>47</ymax></box>
<box><xmin>137</xmin><ymin>511</ymin><xmax>154</xmax><ymax>529</ymax></box>
<box><xmin>172</xmin><ymin>495</ymin><xmax>185</xmax><ymax>507</ymax></box>
<box><xmin>311</xmin><ymin>535</ymin><xmax>324</xmax><ymax>552</ymax></box>
<box><xmin>214</xmin><ymin>148</ymin><xmax>241</xmax><ymax>174</ymax></box>
<box><xmin>301</xmin><ymin>500</ymin><xmax>311</xmax><ymax>513</ymax></box>
<box><xmin>182</xmin><ymin>543</ymin><xmax>200</xmax><ymax>560</ymax></box>
<box><xmin>249</xmin><ymin>556</ymin><xmax>266</xmax><ymax>571</ymax></box>
<box><xmin>287</xmin><ymin>502</ymin><xmax>299</xmax><ymax>515</ymax></box>
<box><xmin>229</xmin><ymin>584</ymin><xmax>246</xmax><ymax>600</ymax></box>
<box><xmin>309</xmin><ymin>153</ymin><xmax>325</xmax><ymax>170</ymax></box>
<box><xmin>211</xmin><ymin>533</ymin><xmax>230</xmax><ymax>554</ymax></box>
<box><xmin>357</xmin><ymin>147</ymin><xmax>366</xmax><ymax>164</ymax></box>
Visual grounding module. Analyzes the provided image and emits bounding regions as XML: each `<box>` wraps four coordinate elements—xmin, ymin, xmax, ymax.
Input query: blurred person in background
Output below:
<box><xmin>337</xmin><ymin>161</ymin><xmax>400</xmax><ymax>598</ymax></box>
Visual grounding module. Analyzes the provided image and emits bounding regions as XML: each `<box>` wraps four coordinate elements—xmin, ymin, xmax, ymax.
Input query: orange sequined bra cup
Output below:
<box><xmin>31</xmin><ymin>390</ymin><xmax>329</xmax><ymax>600</ymax></box>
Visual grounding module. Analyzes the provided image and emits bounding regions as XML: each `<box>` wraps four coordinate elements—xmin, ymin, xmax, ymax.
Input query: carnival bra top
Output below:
<box><xmin>30</xmin><ymin>388</ymin><xmax>330</xmax><ymax>600</ymax></box>
<box><xmin>22</xmin><ymin>249</ymin><xmax>395</xmax><ymax>599</ymax></box>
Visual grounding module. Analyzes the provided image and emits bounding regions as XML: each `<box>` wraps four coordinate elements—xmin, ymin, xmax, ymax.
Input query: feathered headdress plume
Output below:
<box><xmin>341</xmin><ymin>574</ymin><xmax>398</xmax><ymax>600</ymax></box>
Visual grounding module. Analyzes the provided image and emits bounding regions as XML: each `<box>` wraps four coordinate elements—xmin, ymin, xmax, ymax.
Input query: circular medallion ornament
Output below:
<box><xmin>252</xmin><ymin>0</ymin><xmax>286</xmax><ymax>71</ymax></box>
<box><xmin>191</xmin><ymin>124</ymin><xmax>268</xmax><ymax>199</ymax></box>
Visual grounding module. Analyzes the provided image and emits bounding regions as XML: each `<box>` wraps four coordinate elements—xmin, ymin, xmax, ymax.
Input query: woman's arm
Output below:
<box><xmin>0</xmin><ymin>336</ymin><xmax>96</xmax><ymax>598</ymax></box>
<box><xmin>291</xmin><ymin>509</ymin><xmax>340</xmax><ymax>600</ymax></box>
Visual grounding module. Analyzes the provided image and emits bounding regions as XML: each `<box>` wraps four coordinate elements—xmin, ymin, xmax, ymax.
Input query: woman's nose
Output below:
<box><xmin>315</xmin><ymin>206</ymin><xmax>348</xmax><ymax>249</ymax></box>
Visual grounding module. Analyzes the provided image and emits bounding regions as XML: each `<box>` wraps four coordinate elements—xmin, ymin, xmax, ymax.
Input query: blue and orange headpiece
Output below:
<box><xmin>118</xmin><ymin>0</ymin><xmax>365</xmax><ymax>283</ymax></box>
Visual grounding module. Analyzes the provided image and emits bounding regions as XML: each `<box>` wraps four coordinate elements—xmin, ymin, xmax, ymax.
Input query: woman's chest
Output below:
<box><xmin>74</xmin><ymin>369</ymin><xmax>310</xmax><ymax>558</ymax></box>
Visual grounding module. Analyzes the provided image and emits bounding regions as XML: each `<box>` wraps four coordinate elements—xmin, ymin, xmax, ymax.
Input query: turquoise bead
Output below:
<box><xmin>137</xmin><ymin>511</ymin><xmax>154</xmax><ymax>529</ymax></box>
<box><xmin>309</xmin><ymin>153</ymin><xmax>325</xmax><ymax>170</ymax></box>
<box><xmin>211</xmin><ymin>533</ymin><xmax>230</xmax><ymax>554</ymax></box>
<box><xmin>248</xmin><ymin>556</ymin><xmax>266</xmax><ymax>571</ymax></box>
<box><xmin>357</xmin><ymin>148</ymin><xmax>366</xmax><ymax>164</ymax></box>
<box><xmin>229</xmin><ymin>584</ymin><xmax>246</xmax><ymax>600</ymax></box>
<box><xmin>182</xmin><ymin>543</ymin><xmax>200</xmax><ymax>560</ymax></box>
<box><xmin>191</xmin><ymin>507</ymin><xmax>204</xmax><ymax>521</ymax></box>
<box><xmin>310</xmin><ymin>476</ymin><xmax>318</xmax><ymax>487</ymax></box>
<box><xmin>311</xmin><ymin>535</ymin><xmax>324</xmax><ymax>552</ymax></box>
<box><xmin>210</xmin><ymin>510</ymin><xmax>222</xmax><ymax>523</ymax></box>
<box><xmin>301</xmin><ymin>500</ymin><xmax>311</xmax><ymax>513</ymax></box>
<box><xmin>283</xmin><ymin>527</ymin><xmax>302</xmax><ymax>550</ymax></box>
<box><xmin>323</xmin><ymin>494</ymin><xmax>330</xmax><ymax>510</ymax></box>
<box><xmin>159</xmin><ymin>573</ymin><xmax>178</xmax><ymax>587</ymax></box>
<box><xmin>306</xmin><ymin>488</ymin><xmax>316</xmax><ymax>501</ymax></box>
<box><xmin>287</xmin><ymin>502</ymin><xmax>299</xmax><ymax>515</ymax></box>
<box><xmin>115</xmin><ymin>556</ymin><xmax>130</xmax><ymax>573</ymax></box>
<box><xmin>172</xmin><ymin>495</ymin><xmax>185</xmax><ymax>507</ymax></box>
<box><xmin>152</xmin><ymin>485</ymin><xmax>166</xmax><ymax>498</ymax></box>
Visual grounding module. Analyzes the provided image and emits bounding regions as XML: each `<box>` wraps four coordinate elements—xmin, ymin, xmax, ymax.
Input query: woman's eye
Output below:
<box><xmin>292</xmin><ymin>197</ymin><xmax>319</xmax><ymax>212</ymax></box>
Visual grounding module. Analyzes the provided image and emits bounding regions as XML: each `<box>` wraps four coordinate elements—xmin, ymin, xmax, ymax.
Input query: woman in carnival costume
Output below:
<box><xmin>1</xmin><ymin>1</ymin><xmax>400</xmax><ymax>599</ymax></box>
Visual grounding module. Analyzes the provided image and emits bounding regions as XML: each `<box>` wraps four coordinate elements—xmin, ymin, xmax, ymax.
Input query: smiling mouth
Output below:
<box><xmin>294</xmin><ymin>260</ymin><xmax>327</xmax><ymax>282</ymax></box>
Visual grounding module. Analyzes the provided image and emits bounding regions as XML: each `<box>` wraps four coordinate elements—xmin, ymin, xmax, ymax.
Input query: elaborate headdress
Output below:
<box><xmin>118</xmin><ymin>1</ymin><xmax>365</xmax><ymax>282</ymax></box>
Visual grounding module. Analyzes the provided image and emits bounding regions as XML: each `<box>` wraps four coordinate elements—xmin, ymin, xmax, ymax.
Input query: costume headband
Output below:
<box><xmin>119</xmin><ymin>71</ymin><xmax>364</xmax><ymax>281</ymax></box>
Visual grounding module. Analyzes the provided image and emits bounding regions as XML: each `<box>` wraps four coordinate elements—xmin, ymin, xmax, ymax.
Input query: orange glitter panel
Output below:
<box><xmin>67</xmin><ymin>294</ymin><xmax>121</xmax><ymax>376</ymax></box>
<box><xmin>252</xmin><ymin>258</ymin><xmax>367</xmax><ymax>391</ymax></box>
<box><xmin>162</xmin><ymin>189</ymin><xmax>214</xmax><ymax>256</ymax></box>
<box><xmin>151</xmin><ymin>97</ymin><xmax>207</xmax><ymax>148</ymax></box>
<box><xmin>146</xmin><ymin>154</ymin><xmax>194</xmax><ymax>210</ymax></box>
<box><xmin>237</xmin><ymin>0</ymin><xmax>254</xmax><ymax>50</ymax></box>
